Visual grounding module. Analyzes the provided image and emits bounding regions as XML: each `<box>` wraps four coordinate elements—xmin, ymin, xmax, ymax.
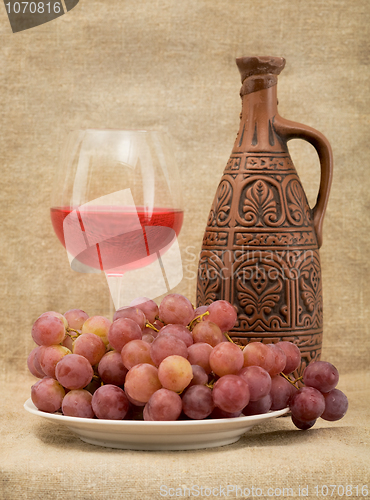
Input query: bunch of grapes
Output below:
<box><xmin>28</xmin><ymin>294</ymin><xmax>348</xmax><ymax>429</ymax></box>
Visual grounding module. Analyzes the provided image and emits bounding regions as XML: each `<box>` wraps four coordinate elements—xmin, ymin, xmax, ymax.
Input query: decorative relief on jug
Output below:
<box><xmin>197</xmin><ymin>56</ymin><xmax>333</xmax><ymax>374</ymax></box>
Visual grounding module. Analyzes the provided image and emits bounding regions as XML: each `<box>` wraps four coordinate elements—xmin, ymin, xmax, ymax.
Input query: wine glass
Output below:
<box><xmin>50</xmin><ymin>129</ymin><xmax>184</xmax><ymax>310</ymax></box>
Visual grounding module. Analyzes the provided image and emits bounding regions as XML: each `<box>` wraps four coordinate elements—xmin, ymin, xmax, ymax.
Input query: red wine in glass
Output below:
<box><xmin>50</xmin><ymin>206</ymin><xmax>184</xmax><ymax>273</ymax></box>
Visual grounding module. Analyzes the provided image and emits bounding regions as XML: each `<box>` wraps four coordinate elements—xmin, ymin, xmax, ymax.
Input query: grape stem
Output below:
<box><xmin>65</xmin><ymin>328</ymin><xmax>80</xmax><ymax>339</ymax></box>
<box><xmin>188</xmin><ymin>311</ymin><xmax>210</xmax><ymax>330</ymax></box>
<box><xmin>145</xmin><ymin>322</ymin><xmax>159</xmax><ymax>332</ymax></box>
<box><xmin>279</xmin><ymin>372</ymin><xmax>302</xmax><ymax>389</ymax></box>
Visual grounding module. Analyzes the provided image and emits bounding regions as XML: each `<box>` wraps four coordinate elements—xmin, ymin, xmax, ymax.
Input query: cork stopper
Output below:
<box><xmin>236</xmin><ymin>57</ymin><xmax>285</xmax><ymax>96</ymax></box>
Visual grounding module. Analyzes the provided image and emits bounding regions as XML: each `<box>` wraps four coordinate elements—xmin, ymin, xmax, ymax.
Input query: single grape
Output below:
<box><xmin>150</xmin><ymin>333</ymin><xmax>188</xmax><ymax>367</ymax></box>
<box><xmin>55</xmin><ymin>353</ymin><xmax>94</xmax><ymax>390</ymax></box>
<box><xmin>129</xmin><ymin>297</ymin><xmax>159</xmax><ymax>324</ymax></box>
<box><xmin>107</xmin><ymin>318</ymin><xmax>142</xmax><ymax>352</ymax></box>
<box><xmin>33</xmin><ymin>345</ymin><xmax>47</xmax><ymax>376</ymax></box>
<box><xmin>31</xmin><ymin>315</ymin><xmax>66</xmax><ymax>346</ymax></box>
<box><xmin>277</xmin><ymin>341</ymin><xmax>301</xmax><ymax>374</ymax></box>
<box><xmin>158</xmin><ymin>294</ymin><xmax>194</xmax><ymax>326</ymax></box>
<box><xmin>243</xmin><ymin>394</ymin><xmax>272</xmax><ymax>416</ymax></box>
<box><xmin>144</xmin><ymin>388</ymin><xmax>182</xmax><ymax>421</ymax></box>
<box><xmin>209</xmin><ymin>342</ymin><xmax>244</xmax><ymax>377</ymax></box>
<box><xmin>238</xmin><ymin>366</ymin><xmax>271</xmax><ymax>401</ymax></box>
<box><xmin>320</xmin><ymin>388</ymin><xmax>348</xmax><ymax>421</ymax></box>
<box><xmin>27</xmin><ymin>347</ymin><xmax>46</xmax><ymax>378</ymax></box>
<box><xmin>39</xmin><ymin>311</ymin><xmax>68</xmax><ymax>329</ymax></box>
<box><xmin>62</xmin><ymin>389</ymin><xmax>94</xmax><ymax>418</ymax></box>
<box><xmin>204</xmin><ymin>300</ymin><xmax>237</xmax><ymax>332</ymax></box>
<box><xmin>187</xmin><ymin>343</ymin><xmax>213</xmax><ymax>374</ymax></box>
<box><xmin>291</xmin><ymin>415</ymin><xmax>316</xmax><ymax>430</ymax></box>
<box><xmin>303</xmin><ymin>361</ymin><xmax>339</xmax><ymax>393</ymax></box>
<box><xmin>73</xmin><ymin>332</ymin><xmax>106</xmax><ymax>366</ymax></box>
<box><xmin>269</xmin><ymin>375</ymin><xmax>295</xmax><ymax>410</ymax></box>
<box><xmin>113</xmin><ymin>306</ymin><xmax>146</xmax><ymax>330</ymax></box>
<box><xmin>31</xmin><ymin>377</ymin><xmax>65</xmax><ymax>413</ymax></box>
<box><xmin>98</xmin><ymin>351</ymin><xmax>128</xmax><ymax>386</ymax></box>
<box><xmin>121</xmin><ymin>339</ymin><xmax>154</xmax><ymax>370</ymax></box>
<box><xmin>209</xmin><ymin>407</ymin><xmax>242</xmax><ymax>419</ymax></box>
<box><xmin>212</xmin><ymin>375</ymin><xmax>250</xmax><ymax>413</ymax></box>
<box><xmin>158</xmin><ymin>355</ymin><xmax>193</xmax><ymax>393</ymax></box>
<box><xmin>40</xmin><ymin>344</ymin><xmax>71</xmax><ymax>378</ymax></box>
<box><xmin>266</xmin><ymin>343</ymin><xmax>287</xmax><ymax>376</ymax></box>
<box><xmin>189</xmin><ymin>365</ymin><xmax>208</xmax><ymax>386</ymax></box>
<box><xmin>289</xmin><ymin>386</ymin><xmax>325</xmax><ymax>422</ymax></box>
<box><xmin>242</xmin><ymin>342</ymin><xmax>274</xmax><ymax>373</ymax></box>
<box><xmin>159</xmin><ymin>324</ymin><xmax>193</xmax><ymax>347</ymax></box>
<box><xmin>124</xmin><ymin>363</ymin><xmax>162</xmax><ymax>404</ymax></box>
<box><xmin>142</xmin><ymin>333</ymin><xmax>155</xmax><ymax>344</ymax></box>
<box><xmin>192</xmin><ymin>321</ymin><xmax>223</xmax><ymax>347</ymax></box>
<box><xmin>193</xmin><ymin>305</ymin><xmax>208</xmax><ymax>320</ymax></box>
<box><xmin>81</xmin><ymin>316</ymin><xmax>112</xmax><ymax>346</ymax></box>
<box><xmin>63</xmin><ymin>309</ymin><xmax>89</xmax><ymax>330</ymax></box>
<box><xmin>91</xmin><ymin>385</ymin><xmax>129</xmax><ymax>420</ymax></box>
<box><xmin>182</xmin><ymin>385</ymin><xmax>214</xmax><ymax>419</ymax></box>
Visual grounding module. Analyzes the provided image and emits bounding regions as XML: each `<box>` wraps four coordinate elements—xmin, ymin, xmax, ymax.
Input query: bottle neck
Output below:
<box><xmin>234</xmin><ymin>83</ymin><xmax>287</xmax><ymax>154</ymax></box>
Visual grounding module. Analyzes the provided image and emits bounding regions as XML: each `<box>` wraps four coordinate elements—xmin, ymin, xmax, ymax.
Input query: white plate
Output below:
<box><xmin>24</xmin><ymin>398</ymin><xmax>289</xmax><ymax>451</ymax></box>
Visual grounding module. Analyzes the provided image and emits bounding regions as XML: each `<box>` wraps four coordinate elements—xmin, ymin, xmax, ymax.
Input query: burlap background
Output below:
<box><xmin>0</xmin><ymin>1</ymin><xmax>369</xmax><ymax>499</ymax></box>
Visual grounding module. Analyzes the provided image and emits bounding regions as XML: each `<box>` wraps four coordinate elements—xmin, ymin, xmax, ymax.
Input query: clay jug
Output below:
<box><xmin>197</xmin><ymin>56</ymin><xmax>333</xmax><ymax>374</ymax></box>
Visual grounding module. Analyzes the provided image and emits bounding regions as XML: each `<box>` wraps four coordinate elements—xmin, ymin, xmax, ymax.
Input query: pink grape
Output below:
<box><xmin>73</xmin><ymin>333</ymin><xmax>106</xmax><ymax>366</ymax></box>
<box><xmin>204</xmin><ymin>300</ymin><xmax>237</xmax><ymax>332</ymax></box>
<box><xmin>62</xmin><ymin>389</ymin><xmax>94</xmax><ymax>418</ymax></box>
<box><xmin>303</xmin><ymin>361</ymin><xmax>339</xmax><ymax>393</ymax></box>
<box><xmin>289</xmin><ymin>386</ymin><xmax>325</xmax><ymax>422</ymax></box>
<box><xmin>277</xmin><ymin>341</ymin><xmax>301</xmax><ymax>374</ymax></box>
<box><xmin>108</xmin><ymin>318</ymin><xmax>142</xmax><ymax>352</ymax></box>
<box><xmin>243</xmin><ymin>394</ymin><xmax>272</xmax><ymax>416</ymax></box>
<box><xmin>91</xmin><ymin>385</ymin><xmax>129</xmax><ymax>420</ymax></box>
<box><xmin>158</xmin><ymin>293</ymin><xmax>194</xmax><ymax>326</ymax></box>
<box><xmin>31</xmin><ymin>377</ymin><xmax>65</xmax><ymax>413</ymax></box>
<box><xmin>55</xmin><ymin>353</ymin><xmax>94</xmax><ymax>390</ymax></box>
<box><xmin>159</xmin><ymin>324</ymin><xmax>193</xmax><ymax>347</ymax></box>
<box><xmin>32</xmin><ymin>315</ymin><xmax>66</xmax><ymax>346</ymax></box>
<box><xmin>150</xmin><ymin>333</ymin><xmax>188</xmax><ymax>366</ymax></box>
<box><xmin>269</xmin><ymin>375</ymin><xmax>295</xmax><ymax>410</ymax></box>
<box><xmin>182</xmin><ymin>385</ymin><xmax>214</xmax><ymax>419</ymax></box>
<box><xmin>266</xmin><ymin>343</ymin><xmax>287</xmax><ymax>376</ymax></box>
<box><xmin>291</xmin><ymin>415</ymin><xmax>316</xmax><ymax>430</ymax></box>
<box><xmin>209</xmin><ymin>407</ymin><xmax>242</xmax><ymax>419</ymax></box>
<box><xmin>124</xmin><ymin>364</ymin><xmax>162</xmax><ymax>403</ymax></box>
<box><xmin>193</xmin><ymin>305</ymin><xmax>208</xmax><ymax>319</ymax></box>
<box><xmin>209</xmin><ymin>342</ymin><xmax>244</xmax><ymax>377</ymax></box>
<box><xmin>189</xmin><ymin>365</ymin><xmax>208</xmax><ymax>386</ymax></box>
<box><xmin>39</xmin><ymin>311</ymin><xmax>68</xmax><ymax>329</ymax></box>
<box><xmin>144</xmin><ymin>389</ymin><xmax>182</xmax><ymax>421</ymax></box>
<box><xmin>81</xmin><ymin>316</ymin><xmax>112</xmax><ymax>346</ymax></box>
<box><xmin>238</xmin><ymin>366</ymin><xmax>271</xmax><ymax>401</ymax></box>
<box><xmin>113</xmin><ymin>306</ymin><xmax>146</xmax><ymax>330</ymax></box>
<box><xmin>27</xmin><ymin>347</ymin><xmax>45</xmax><ymax>378</ymax></box>
<box><xmin>63</xmin><ymin>309</ymin><xmax>89</xmax><ymax>330</ymax></box>
<box><xmin>121</xmin><ymin>339</ymin><xmax>154</xmax><ymax>370</ymax></box>
<box><xmin>142</xmin><ymin>333</ymin><xmax>155</xmax><ymax>344</ymax></box>
<box><xmin>62</xmin><ymin>334</ymin><xmax>74</xmax><ymax>351</ymax></box>
<box><xmin>242</xmin><ymin>342</ymin><xmax>274</xmax><ymax>373</ymax></box>
<box><xmin>321</xmin><ymin>389</ymin><xmax>348</xmax><ymax>421</ymax></box>
<box><xmin>187</xmin><ymin>343</ymin><xmax>213</xmax><ymax>374</ymax></box>
<box><xmin>212</xmin><ymin>375</ymin><xmax>250</xmax><ymax>413</ymax></box>
<box><xmin>130</xmin><ymin>297</ymin><xmax>159</xmax><ymax>324</ymax></box>
<box><xmin>192</xmin><ymin>321</ymin><xmax>223</xmax><ymax>347</ymax></box>
<box><xmin>158</xmin><ymin>355</ymin><xmax>193</xmax><ymax>393</ymax></box>
<box><xmin>33</xmin><ymin>345</ymin><xmax>47</xmax><ymax>376</ymax></box>
<box><xmin>40</xmin><ymin>344</ymin><xmax>71</xmax><ymax>378</ymax></box>
<box><xmin>98</xmin><ymin>351</ymin><xmax>128</xmax><ymax>386</ymax></box>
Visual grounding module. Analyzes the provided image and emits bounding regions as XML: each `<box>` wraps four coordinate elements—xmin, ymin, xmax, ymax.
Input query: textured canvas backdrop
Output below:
<box><xmin>0</xmin><ymin>0</ymin><xmax>369</xmax><ymax>379</ymax></box>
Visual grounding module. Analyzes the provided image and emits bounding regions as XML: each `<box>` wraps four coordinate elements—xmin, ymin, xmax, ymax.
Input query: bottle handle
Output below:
<box><xmin>274</xmin><ymin>116</ymin><xmax>333</xmax><ymax>248</ymax></box>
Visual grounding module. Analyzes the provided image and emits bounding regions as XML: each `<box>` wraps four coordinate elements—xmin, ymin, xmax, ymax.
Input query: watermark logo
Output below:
<box><xmin>3</xmin><ymin>0</ymin><xmax>79</xmax><ymax>33</ymax></box>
